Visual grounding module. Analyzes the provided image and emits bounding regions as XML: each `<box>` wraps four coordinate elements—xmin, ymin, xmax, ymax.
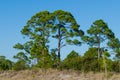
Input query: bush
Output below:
<box><xmin>62</xmin><ymin>50</ymin><xmax>82</xmax><ymax>70</ymax></box>
<box><xmin>13</xmin><ymin>60</ymin><xmax>28</xmax><ymax>71</ymax></box>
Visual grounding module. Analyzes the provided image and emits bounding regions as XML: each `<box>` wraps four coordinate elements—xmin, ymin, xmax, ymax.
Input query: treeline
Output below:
<box><xmin>0</xmin><ymin>48</ymin><xmax>119</xmax><ymax>72</ymax></box>
<box><xmin>0</xmin><ymin>10</ymin><xmax>120</xmax><ymax>73</ymax></box>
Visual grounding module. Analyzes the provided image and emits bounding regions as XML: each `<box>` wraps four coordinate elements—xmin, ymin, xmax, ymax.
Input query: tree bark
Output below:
<box><xmin>58</xmin><ymin>25</ymin><xmax>61</xmax><ymax>63</ymax></box>
<box><xmin>98</xmin><ymin>34</ymin><xmax>100</xmax><ymax>59</ymax></box>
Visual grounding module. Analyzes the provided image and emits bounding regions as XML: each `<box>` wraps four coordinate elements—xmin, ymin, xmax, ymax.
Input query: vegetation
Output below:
<box><xmin>0</xmin><ymin>10</ymin><xmax>120</xmax><ymax>77</ymax></box>
<box><xmin>0</xmin><ymin>69</ymin><xmax>120</xmax><ymax>80</ymax></box>
<box><xmin>0</xmin><ymin>56</ymin><xmax>13</xmax><ymax>70</ymax></box>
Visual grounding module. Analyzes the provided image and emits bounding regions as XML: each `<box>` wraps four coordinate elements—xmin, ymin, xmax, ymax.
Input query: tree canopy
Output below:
<box><xmin>0</xmin><ymin>10</ymin><xmax>119</xmax><ymax>74</ymax></box>
<box><xmin>82</xmin><ymin>19</ymin><xmax>115</xmax><ymax>59</ymax></box>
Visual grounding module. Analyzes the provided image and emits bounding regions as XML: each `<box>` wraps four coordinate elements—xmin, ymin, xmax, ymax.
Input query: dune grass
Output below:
<box><xmin>0</xmin><ymin>69</ymin><xmax>120</xmax><ymax>80</ymax></box>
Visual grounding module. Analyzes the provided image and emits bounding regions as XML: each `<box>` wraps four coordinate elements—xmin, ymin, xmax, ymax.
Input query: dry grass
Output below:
<box><xmin>0</xmin><ymin>69</ymin><xmax>120</xmax><ymax>80</ymax></box>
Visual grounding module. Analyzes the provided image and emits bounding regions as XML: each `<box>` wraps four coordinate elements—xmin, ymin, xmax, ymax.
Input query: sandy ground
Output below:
<box><xmin>0</xmin><ymin>69</ymin><xmax>120</xmax><ymax>80</ymax></box>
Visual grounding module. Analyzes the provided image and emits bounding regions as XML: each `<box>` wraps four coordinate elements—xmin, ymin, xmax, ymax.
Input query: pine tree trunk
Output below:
<box><xmin>58</xmin><ymin>25</ymin><xmax>61</xmax><ymax>65</ymax></box>
<box><xmin>98</xmin><ymin>34</ymin><xmax>100</xmax><ymax>59</ymax></box>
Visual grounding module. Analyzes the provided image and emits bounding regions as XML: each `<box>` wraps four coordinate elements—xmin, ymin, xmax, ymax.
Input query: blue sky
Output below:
<box><xmin>0</xmin><ymin>0</ymin><xmax>120</xmax><ymax>60</ymax></box>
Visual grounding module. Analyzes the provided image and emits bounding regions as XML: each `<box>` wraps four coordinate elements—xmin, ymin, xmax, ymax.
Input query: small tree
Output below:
<box><xmin>82</xmin><ymin>48</ymin><xmax>99</xmax><ymax>72</ymax></box>
<box><xmin>13</xmin><ymin>51</ymin><xmax>30</xmax><ymax>70</ymax></box>
<box><xmin>107</xmin><ymin>38</ymin><xmax>120</xmax><ymax>72</ymax></box>
<box><xmin>82</xmin><ymin>19</ymin><xmax>114</xmax><ymax>59</ymax></box>
<box><xmin>0</xmin><ymin>56</ymin><xmax>13</xmax><ymax>70</ymax></box>
<box><xmin>62</xmin><ymin>50</ymin><xmax>82</xmax><ymax>70</ymax></box>
<box><xmin>13</xmin><ymin>60</ymin><xmax>28</xmax><ymax>71</ymax></box>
